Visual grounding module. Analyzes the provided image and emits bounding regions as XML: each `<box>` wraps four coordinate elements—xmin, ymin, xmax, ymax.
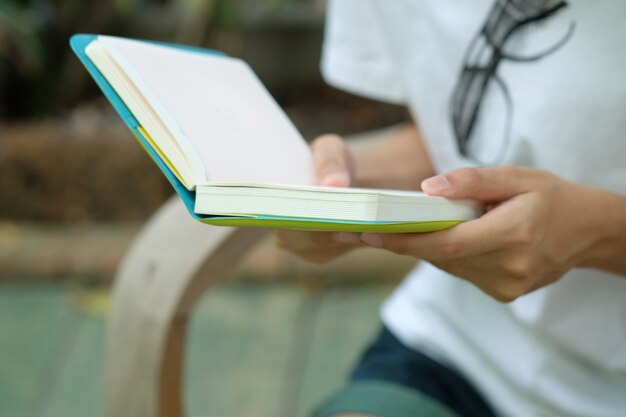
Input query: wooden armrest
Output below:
<box><xmin>105</xmin><ymin>127</ymin><xmax>406</xmax><ymax>417</ymax></box>
<box><xmin>105</xmin><ymin>196</ymin><xmax>267</xmax><ymax>417</ymax></box>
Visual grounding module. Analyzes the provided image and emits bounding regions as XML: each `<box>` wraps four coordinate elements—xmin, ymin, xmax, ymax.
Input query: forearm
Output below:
<box><xmin>579</xmin><ymin>187</ymin><xmax>626</xmax><ymax>276</ymax></box>
<box><xmin>352</xmin><ymin>123</ymin><xmax>435</xmax><ymax>190</ymax></box>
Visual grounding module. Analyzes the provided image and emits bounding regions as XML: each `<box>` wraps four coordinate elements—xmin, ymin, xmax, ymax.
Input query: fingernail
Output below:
<box><xmin>331</xmin><ymin>232</ymin><xmax>360</xmax><ymax>243</ymax></box>
<box><xmin>361</xmin><ymin>233</ymin><xmax>383</xmax><ymax>248</ymax></box>
<box><xmin>422</xmin><ymin>175</ymin><xmax>451</xmax><ymax>193</ymax></box>
<box><xmin>321</xmin><ymin>172</ymin><xmax>350</xmax><ymax>187</ymax></box>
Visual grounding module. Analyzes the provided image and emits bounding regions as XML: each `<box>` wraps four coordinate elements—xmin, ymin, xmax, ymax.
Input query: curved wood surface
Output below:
<box><xmin>105</xmin><ymin>197</ymin><xmax>268</xmax><ymax>417</ymax></box>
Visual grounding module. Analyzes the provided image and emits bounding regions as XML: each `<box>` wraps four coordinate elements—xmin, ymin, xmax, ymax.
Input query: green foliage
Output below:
<box><xmin>262</xmin><ymin>0</ymin><xmax>301</xmax><ymax>8</ymax></box>
<box><xmin>0</xmin><ymin>1</ymin><xmax>43</xmax><ymax>76</ymax></box>
<box><xmin>0</xmin><ymin>0</ymin><xmax>311</xmax><ymax>119</ymax></box>
<box><xmin>213</xmin><ymin>0</ymin><xmax>241</xmax><ymax>28</ymax></box>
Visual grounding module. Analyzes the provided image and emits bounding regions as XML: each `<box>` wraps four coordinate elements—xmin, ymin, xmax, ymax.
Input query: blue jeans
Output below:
<box><xmin>313</xmin><ymin>325</ymin><xmax>498</xmax><ymax>417</ymax></box>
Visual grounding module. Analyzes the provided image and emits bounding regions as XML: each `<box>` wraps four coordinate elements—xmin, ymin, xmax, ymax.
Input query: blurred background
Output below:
<box><xmin>0</xmin><ymin>1</ymin><xmax>414</xmax><ymax>416</ymax></box>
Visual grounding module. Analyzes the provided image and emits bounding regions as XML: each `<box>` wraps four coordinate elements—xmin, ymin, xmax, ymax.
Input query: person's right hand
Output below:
<box><xmin>273</xmin><ymin>134</ymin><xmax>365</xmax><ymax>263</ymax></box>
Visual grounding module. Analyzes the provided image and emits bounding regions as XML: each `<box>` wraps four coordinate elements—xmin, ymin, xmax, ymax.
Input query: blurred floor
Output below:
<box><xmin>0</xmin><ymin>281</ymin><xmax>390</xmax><ymax>417</ymax></box>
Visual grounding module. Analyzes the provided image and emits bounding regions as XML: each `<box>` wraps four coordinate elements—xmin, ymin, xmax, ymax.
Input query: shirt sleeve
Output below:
<box><xmin>321</xmin><ymin>0</ymin><xmax>406</xmax><ymax>105</ymax></box>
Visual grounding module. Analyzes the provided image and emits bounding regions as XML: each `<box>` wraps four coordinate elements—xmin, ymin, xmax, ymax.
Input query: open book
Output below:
<box><xmin>70</xmin><ymin>34</ymin><xmax>480</xmax><ymax>232</ymax></box>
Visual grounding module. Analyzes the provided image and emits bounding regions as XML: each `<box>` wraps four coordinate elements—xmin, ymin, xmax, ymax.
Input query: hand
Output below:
<box><xmin>274</xmin><ymin>134</ymin><xmax>364</xmax><ymax>263</ymax></box>
<box><xmin>357</xmin><ymin>166</ymin><xmax>619</xmax><ymax>302</ymax></box>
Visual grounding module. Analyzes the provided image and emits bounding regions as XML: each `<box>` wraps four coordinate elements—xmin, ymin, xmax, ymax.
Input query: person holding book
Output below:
<box><xmin>276</xmin><ymin>1</ymin><xmax>626</xmax><ymax>416</ymax></box>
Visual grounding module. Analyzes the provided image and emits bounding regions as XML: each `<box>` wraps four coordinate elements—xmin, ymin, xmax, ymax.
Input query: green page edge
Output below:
<box><xmin>198</xmin><ymin>217</ymin><xmax>462</xmax><ymax>233</ymax></box>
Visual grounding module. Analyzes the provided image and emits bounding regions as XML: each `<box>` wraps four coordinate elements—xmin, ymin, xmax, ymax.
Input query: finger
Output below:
<box><xmin>273</xmin><ymin>230</ymin><xmax>363</xmax><ymax>264</ymax></box>
<box><xmin>445</xmin><ymin>265</ymin><xmax>528</xmax><ymax>303</ymax></box>
<box><xmin>421</xmin><ymin>166</ymin><xmax>546</xmax><ymax>201</ymax></box>
<box><xmin>418</xmin><ymin>250</ymin><xmax>534</xmax><ymax>303</ymax></box>
<box><xmin>311</xmin><ymin>134</ymin><xmax>352</xmax><ymax>187</ymax></box>
<box><xmin>331</xmin><ymin>232</ymin><xmax>362</xmax><ymax>244</ymax></box>
<box><xmin>274</xmin><ymin>230</ymin><xmax>363</xmax><ymax>253</ymax></box>
<box><xmin>360</xmin><ymin>204</ymin><xmax>520</xmax><ymax>260</ymax></box>
<box><xmin>274</xmin><ymin>229</ymin><xmax>332</xmax><ymax>251</ymax></box>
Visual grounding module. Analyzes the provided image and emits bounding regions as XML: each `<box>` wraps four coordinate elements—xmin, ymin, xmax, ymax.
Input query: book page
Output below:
<box><xmin>98</xmin><ymin>36</ymin><xmax>315</xmax><ymax>186</ymax></box>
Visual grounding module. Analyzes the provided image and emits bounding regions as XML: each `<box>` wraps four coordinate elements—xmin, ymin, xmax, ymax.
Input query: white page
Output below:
<box><xmin>98</xmin><ymin>36</ymin><xmax>315</xmax><ymax>186</ymax></box>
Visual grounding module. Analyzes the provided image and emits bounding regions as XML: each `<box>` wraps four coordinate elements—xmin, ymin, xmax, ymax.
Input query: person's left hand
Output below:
<box><xmin>344</xmin><ymin>166</ymin><xmax>617</xmax><ymax>302</ymax></box>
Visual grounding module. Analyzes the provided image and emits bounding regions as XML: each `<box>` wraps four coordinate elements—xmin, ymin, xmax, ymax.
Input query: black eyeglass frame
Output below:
<box><xmin>450</xmin><ymin>0</ymin><xmax>575</xmax><ymax>165</ymax></box>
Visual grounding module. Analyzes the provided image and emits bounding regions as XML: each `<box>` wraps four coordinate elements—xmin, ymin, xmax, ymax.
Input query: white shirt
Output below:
<box><xmin>321</xmin><ymin>1</ymin><xmax>626</xmax><ymax>416</ymax></box>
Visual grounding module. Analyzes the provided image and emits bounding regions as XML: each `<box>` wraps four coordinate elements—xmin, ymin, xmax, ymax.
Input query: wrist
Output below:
<box><xmin>577</xmin><ymin>186</ymin><xmax>626</xmax><ymax>273</ymax></box>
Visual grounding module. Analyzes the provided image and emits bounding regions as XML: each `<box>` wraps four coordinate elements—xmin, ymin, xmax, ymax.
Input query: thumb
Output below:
<box><xmin>311</xmin><ymin>134</ymin><xmax>353</xmax><ymax>187</ymax></box>
<box><xmin>421</xmin><ymin>166</ymin><xmax>536</xmax><ymax>201</ymax></box>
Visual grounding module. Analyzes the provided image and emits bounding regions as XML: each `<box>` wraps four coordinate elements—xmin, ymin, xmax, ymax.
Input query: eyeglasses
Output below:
<box><xmin>450</xmin><ymin>0</ymin><xmax>575</xmax><ymax>165</ymax></box>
